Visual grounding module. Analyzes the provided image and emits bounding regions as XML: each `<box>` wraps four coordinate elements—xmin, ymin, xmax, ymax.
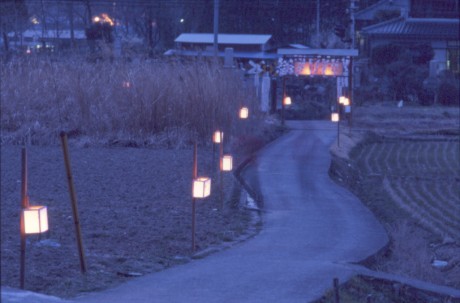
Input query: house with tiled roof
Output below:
<box><xmin>356</xmin><ymin>0</ymin><xmax>459</xmax><ymax>76</ymax></box>
<box><xmin>165</xmin><ymin>33</ymin><xmax>277</xmax><ymax>60</ymax></box>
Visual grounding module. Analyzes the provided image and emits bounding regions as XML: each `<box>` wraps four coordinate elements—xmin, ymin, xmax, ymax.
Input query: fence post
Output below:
<box><xmin>333</xmin><ymin>277</ymin><xmax>340</xmax><ymax>303</ymax></box>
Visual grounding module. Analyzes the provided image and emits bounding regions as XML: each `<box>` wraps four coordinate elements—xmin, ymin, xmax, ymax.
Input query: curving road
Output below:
<box><xmin>2</xmin><ymin>120</ymin><xmax>388</xmax><ymax>303</ymax></box>
<box><xmin>72</xmin><ymin>120</ymin><xmax>388</xmax><ymax>303</ymax></box>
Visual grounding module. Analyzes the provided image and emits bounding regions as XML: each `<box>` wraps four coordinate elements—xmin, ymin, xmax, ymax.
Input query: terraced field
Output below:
<box><xmin>352</xmin><ymin>138</ymin><xmax>460</xmax><ymax>242</ymax></box>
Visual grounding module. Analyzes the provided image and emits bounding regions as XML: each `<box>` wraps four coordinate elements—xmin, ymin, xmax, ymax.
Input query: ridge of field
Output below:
<box><xmin>322</xmin><ymin>103</ymin><xmax>459</xmax><ymax>302</ymax></box>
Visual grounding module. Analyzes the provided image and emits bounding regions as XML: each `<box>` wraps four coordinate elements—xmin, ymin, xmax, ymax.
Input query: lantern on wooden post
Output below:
<box><xmin>213</xmin><ymin>130</ymin><xmax>223</xmax><ymax>144</ymax></box>
<box><xmin>239</xmin><ymin>107</ymin><xmax>249</xmax><ymax>119</ymax></box>
<box><xmin>331</xmin><ymin>112</ymin><xmax>340</xmax><ymax>122</ymax></box>
<box><xmin>221</xmin><ymin>155</ymin><xmax>233</xmax><ymax>172</ymax></box>
<box><xmin>19</xmin><ymin>148</ymin><xmax>50</xmax><ymax>289</ymax></box>
<box><xmin>191</xmin><ymin>142</ymin><xmax>212</xmax><ymax>252</ymax></box>
<box><xmin>283</xmin><ymin>96</ymin><xmax>292</xmax><ymax>106</ymax></box>
<box><xmin>23</xmin><ymin>206</ymin><xmax>48</xmax><ymax>234</ymax></box>
<box><xmin>339</xmin><ymin>96</ymin><xmax>350</xmax><ymax>106</ymax></box>
<box><xmin>193</xmin><ymin>177</ymin><xmax>211</xmax><ymax>198</ymax></box>
<box><xmin>331</xmin><ymin>112</ymin><xmax>340</xmax><ymax>147</ymax></box>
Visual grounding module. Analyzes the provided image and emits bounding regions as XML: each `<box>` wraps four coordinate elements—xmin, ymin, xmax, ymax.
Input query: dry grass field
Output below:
<box><xmin>0</xmin><ymin>56</ymin><xmax>282</xmax><ymax>298</ymax></box>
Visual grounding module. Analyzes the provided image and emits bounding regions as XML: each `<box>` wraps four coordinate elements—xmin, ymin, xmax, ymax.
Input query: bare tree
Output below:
<box><xmin>0</xmin><ymin>0</ymin><xmax>29</xmax><ymax>52</ymax></box>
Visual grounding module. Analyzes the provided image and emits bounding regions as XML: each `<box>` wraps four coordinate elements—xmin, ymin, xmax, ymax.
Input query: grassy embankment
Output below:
<box><xmin>319</xmin><ymin>104</ymin><xmax>460</xmax><ymax>302</ymax></box>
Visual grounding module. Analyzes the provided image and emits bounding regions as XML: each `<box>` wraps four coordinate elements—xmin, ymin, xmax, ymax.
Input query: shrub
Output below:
<box><xmin>371</xmin><ymin>44</ymin><xmax>403</xmax><ymax>66</ymax></box>
<box><xmin>411</xmin><ymin>43</ymin><xmax>434</xmax><ymax>65</ymax></box>
<box><xmin>438</xmin><ymin>80</ymin><xmax>460</xmax><ymax>106</ymax></box>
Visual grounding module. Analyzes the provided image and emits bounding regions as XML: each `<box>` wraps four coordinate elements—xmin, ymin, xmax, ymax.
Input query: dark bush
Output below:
<box><xmin>438</xmin><ymin>80</ymin><xmax>460</xmax><ymax>106</ymax></box>
<box><xmin>371</xmin><ymin>44</ymin><xmax>403</xmax><ymax>66</ymax></box>
<box><xmin>411</xmin><ymin>44</ymin><xmax>434</xmax><ymax>65</ymax></box>
<box><xmin>418</xmin><ymin>88</ymin><xmax>435</xmax><ymax>106</ymax></box>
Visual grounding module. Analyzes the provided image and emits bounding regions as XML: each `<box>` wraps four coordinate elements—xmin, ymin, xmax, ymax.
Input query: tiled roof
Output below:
<box><xmin>360</xmin><ymin>17</ymin><xmax>459</xmax><ymax>39</ymax></box>
<box><xmin>355</xmin><ymin>0</ymin><xmax>409</xmax><ymax>21</ymax></box>
<box><xmin>164</xmin><ymin>49</ymin><xmax>279</xmax><ymax>59</ymax></box>
<box><xmin>175</xmin><ymin>33</ymin><xmax>272</xmax><ymax>45</ymax></box>
<box><xmin>8</xmin><ymin>29</ymin><xmax>86</xmax><ymax>39</ymax></box>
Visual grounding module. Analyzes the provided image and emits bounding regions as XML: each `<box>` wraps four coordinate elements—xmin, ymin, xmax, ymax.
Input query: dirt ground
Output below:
<box><xmin>2</xmin><ymin>103</ymin><xmax>458</xmax><ymax>299</ymax></box>
<box><xmin>0</xmin><ymin>142</ymin><xmax>259</xmax><ymax>298</ymax></box>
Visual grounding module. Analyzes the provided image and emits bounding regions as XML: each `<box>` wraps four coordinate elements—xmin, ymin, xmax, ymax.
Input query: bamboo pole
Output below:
<box><xmin>334</xmin><ymin>277</ymin><xmax>341</xmax><ymax>303</ymax></box>
<box><xmin>19</xmin><ymin>147</ymin><xmax>29</xmax><ymax>289</ymax></box>
<box><xmin>60</xmin><ymin>132</ymin><xmax>87</xmax><ymax>273</ymax></box>
<box><xmin>219</xmin><ymin>132</ymin><xmax>224</xmax><ymax>209</ymax></box>
<box><xmin>191</xmin><ymin>142</ymin><xmax>197</xmax><ymax>252</ymax></box>
<box><xmin>282</xmin><ymin>77</ymin><xmax>286</xmax><ymax>126</ymax></box>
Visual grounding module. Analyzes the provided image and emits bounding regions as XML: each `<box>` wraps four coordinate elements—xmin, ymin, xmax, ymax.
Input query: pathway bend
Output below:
<box><xmin>74</xmin><ymin>120</ymin><xmax>389</xmax><ymax>303</ymax></box>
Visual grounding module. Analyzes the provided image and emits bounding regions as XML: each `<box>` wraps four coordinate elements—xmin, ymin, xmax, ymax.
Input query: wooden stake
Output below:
<box><xmin>334</xmin><ymin>277</ymin><xmax>340</xmax><ymax>303</ymax></box>
<box><xmin>191</xmin><ymin>142</ymin><xmax>197</xmax><ymax>252</ymax></box>
<box><xmin>60</xmin><ymin>132</ymin><xmax>87</xmax><ymax>273</ymax></box>
<box><xmin>19</xmin><ymin>147</ymin><xmax>29</xmax><ymax>289</ymax></box>
<box><xmin>219</xmin><ymin>132</ymin><xmax>224</xmax><ymax>209</ymax></box>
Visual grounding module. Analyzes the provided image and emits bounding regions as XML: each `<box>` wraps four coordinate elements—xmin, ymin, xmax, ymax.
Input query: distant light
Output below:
<box><xmin>30</xmin><ymin>17</ymin><xmax>39</xmax><ymax>25</ymax></box>
<box><xmin>180</xmin><ymin>18</ymin><xmax>185</xmax><ymax>23</ymax></box>
<box><xmin>93</xmin><ymin>13</ymin><xmax>114</xmax><ymax>26</ymax></box>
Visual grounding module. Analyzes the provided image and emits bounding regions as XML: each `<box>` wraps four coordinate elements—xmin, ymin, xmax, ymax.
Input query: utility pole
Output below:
<box><xmin>349</xmin><ymin>0</ymin><xmax>357</xmax><ymax>129</ymax></box>
<box><xmin>213</xmin><ymin>0</ymin><xmax>219</xmax><ymax>60</ymax></box>
<box><xmin>350</xmin><ymin>0</ymin><xmax>356</xmax><ymax>49</ymax></box>
<box><xmin>316</xmin><ymin>0</ymin><xmax>320</xmax><ymax>42</ymax></box>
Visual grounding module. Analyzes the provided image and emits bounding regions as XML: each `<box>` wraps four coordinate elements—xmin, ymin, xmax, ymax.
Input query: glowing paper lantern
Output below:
<box><xmin>339</xmin><ymin>96</ymin><xmax>350</xmax><ymax>106</ymax></box>
<box><xmin>300</xmin><ymin>63</ymin><xmax>312</xmax><ymax>75</ymax></box>
<box><xmin>221</xmin><ymin>155</ymin><xmax>233</xmax><ymax>171</ymax></box>
<box><xmin>331</xmin><ymin>113</ymin><xmax>340</xmax><ymax>122</ymax></box>
<box><xmin>324</xmin><ymin>63</ymin><xmax>334</xmax><ymax>76</ymax></box>
<box><xmin>193</xmin><ymin>177</ymin><xmax>211</xmax><ymax>198</ymax></box>
<box><xmin>213</xmin><ymin>131</ymin><xmax>223</xmax><ymax>143</ymax></box>
<box><xmin>239</xmin><ymin>107</ymin><xmax>249</xmax><ymax>119</ymax></box>
<box><xmin>23</xmin><ymin>206</ymin><xmax>48</xmax><ymax>234</ymax></box>
<box><xmin>283</xmin><ymin>96</ymin><xmax>292</xmax><ymax>106</ymax></box>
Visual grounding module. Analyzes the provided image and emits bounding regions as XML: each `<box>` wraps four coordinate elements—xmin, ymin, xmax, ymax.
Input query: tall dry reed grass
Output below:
<box><xmin>1</xmin><ymin>56</ymin><xmax>261</xmax><ymax>147</ymax></box>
